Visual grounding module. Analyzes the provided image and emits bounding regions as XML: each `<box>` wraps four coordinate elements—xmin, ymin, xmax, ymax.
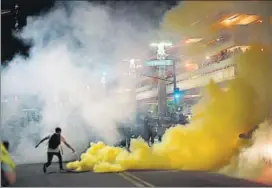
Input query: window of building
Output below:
<box><xmin>220</xmin><ymin>14</ymin><xmax>260</xmax><ymax>26</ymax></box>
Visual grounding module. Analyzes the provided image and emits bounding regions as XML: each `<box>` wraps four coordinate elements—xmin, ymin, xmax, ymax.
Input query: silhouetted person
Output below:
<box><xmin>157</xmin><ymin>117</ymin><xmax>163</xmax><ymax>142</ymax></box>
<box><xmin>35</xmin><ymin>127</ymin><xmax>75</xmax><ymax>173</ymax></box>
<box><xmin>144</xmin><ymin>112</ymin><xmax>155</xmax><ymax>145</ymax></box>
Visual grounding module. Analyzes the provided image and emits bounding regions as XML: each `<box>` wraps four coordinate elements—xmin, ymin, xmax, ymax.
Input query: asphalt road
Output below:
<box><xmin>13</xmin><ymin>163</ymin><xmax>267</xmax><ymax>187</ymax></box>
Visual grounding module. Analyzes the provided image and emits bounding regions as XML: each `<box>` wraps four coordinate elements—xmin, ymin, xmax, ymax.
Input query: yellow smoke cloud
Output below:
<box><xmin>66</xmin><ymin>1</ymin><xmax>272</xmax><ymax>177</ymax></box>
<box><xmin>66</xmin><ymin>46</ymin><xmax>272</xmax><ymax>174</ymax></box>
<box><xmin>162</xmin><ymin>1</ymin><xmax>234</xmax><ymax>36</ymax></box>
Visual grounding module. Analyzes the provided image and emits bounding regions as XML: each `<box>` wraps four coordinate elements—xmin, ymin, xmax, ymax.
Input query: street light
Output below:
<box><xmin>150</xmin><ymin>41</ymin><xmax>178</xmax><ymax>102</ymax></box>
<box><xmin>150</xmin><ymin>42</ymin><xmax>173</xmax><ymax>47</ymax></box>
<box><xmin>122</xmin><ymin>58</ymin><xmax>141</xmax><ymax>76</ymax></box>
<box><xmin>149</xmin><ymin>41</ymin><xmax>175</xmax><ymax>116</ymax></box>
<box><xmin>149</xmin><ymin>42</ymin><xmax>173</xmax><ymax>60</ymax></box>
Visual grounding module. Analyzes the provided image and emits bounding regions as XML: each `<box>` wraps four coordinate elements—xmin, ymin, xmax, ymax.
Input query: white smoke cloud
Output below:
<box><xmin>1</xmin><ymin>1</ymin><xmax>169</xmax><ymax>164</ymax></box>
<box><xmin>235</xmin><ymin>120</ymin><xmax>272</xmax><ymax>178</ymax></box>
<box><xmin>219</xmin><ymin>120</ymin><xmax>272</xmax><ymax>179</ymax></box>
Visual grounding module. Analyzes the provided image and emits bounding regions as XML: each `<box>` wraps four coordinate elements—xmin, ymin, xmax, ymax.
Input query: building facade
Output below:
<box><xmin>136</xmin><ymin>1</ymin><xmax>272</xmax><ymax>114</ymax></box>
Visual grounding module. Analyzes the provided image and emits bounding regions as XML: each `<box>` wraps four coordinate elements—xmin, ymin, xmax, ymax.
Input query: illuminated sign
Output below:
<box><xmin>144</xmin><ymin>60</ymin><xmax>173</xmax><ymax>67</ymax></box>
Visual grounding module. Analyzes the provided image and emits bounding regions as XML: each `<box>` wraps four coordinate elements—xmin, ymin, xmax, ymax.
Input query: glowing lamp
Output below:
<box><xmin>174</xmin><ymin>88</ymin><xmax>183</xmax><ymax>99</ymax></box>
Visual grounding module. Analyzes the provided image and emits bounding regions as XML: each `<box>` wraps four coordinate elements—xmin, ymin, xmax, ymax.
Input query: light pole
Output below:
<box><xmin>122</xmin><ymin>58</ymin><xmax>141</xmax><ymax>76</ymax></box>
<box><xmin>122</xmin><ymin>58</ymin><xmax>141</xmax><ymax>112</ymax></box>
<box><xmin>150</xmin><ymin>42</ymin><xmax>173</xmax><ymax>116</ymax></box>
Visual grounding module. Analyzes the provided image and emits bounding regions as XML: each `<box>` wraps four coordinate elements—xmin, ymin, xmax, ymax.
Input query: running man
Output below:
<box><xmin>35</xmin><ymin>127</ymin><xmax>75</xmax><ymax>173</ymax></box>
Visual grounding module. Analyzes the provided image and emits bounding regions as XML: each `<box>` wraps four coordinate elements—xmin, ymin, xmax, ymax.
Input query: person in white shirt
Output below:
<box><xmin>35</xmin><ymin>127</ymin><xmax>75</xmax><ymax>173</ymax></box>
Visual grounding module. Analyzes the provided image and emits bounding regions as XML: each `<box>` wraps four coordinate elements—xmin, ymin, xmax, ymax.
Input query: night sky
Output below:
<box><xmin>1</xmin><ymin>0</ymin><xmax>178</xmax><ymax>65</ymax></box>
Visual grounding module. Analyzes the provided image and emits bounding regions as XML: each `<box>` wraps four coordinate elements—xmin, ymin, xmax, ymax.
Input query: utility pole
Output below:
<box><xmin>150</xmin><ymin>42</ymin><xmax>172</xmax><ymax>116</ymax></box>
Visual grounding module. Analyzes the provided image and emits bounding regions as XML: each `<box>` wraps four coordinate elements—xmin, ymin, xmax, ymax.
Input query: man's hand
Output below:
<box><xmin>71</xmin><ymin>148</ymin><xmax>75</xmax><ymax>153</ymax></box>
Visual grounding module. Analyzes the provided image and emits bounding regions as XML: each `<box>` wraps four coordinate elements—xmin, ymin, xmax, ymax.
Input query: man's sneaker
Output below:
<box><xmin>59</xmin><ymin>168</ymin><xmax>65</xmax><ymax>172</ymax></box>
<box><xmin>43</xmin><ymin>164</ymin><xmax>47</xmax><ymax>173</ymax></box>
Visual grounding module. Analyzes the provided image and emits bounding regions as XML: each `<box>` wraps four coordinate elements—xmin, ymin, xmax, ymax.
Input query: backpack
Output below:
<box><xmin>48</xmin><ymin>133</ymin><xmax>61</xmax><ymax>149</ymax></box>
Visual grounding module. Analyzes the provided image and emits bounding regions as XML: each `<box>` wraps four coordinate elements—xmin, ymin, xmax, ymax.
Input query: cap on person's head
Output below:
<box><xmin>55</xmin><ymin>127</ymin><xmax>62</xmax><ymax>133</ymax></box>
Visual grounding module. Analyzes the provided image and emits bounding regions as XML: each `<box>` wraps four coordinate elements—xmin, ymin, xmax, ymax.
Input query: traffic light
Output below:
<box><xmin>174</xmin><ymin>88</ymin><xmax>182</xmax><ymax>99</ymax></box>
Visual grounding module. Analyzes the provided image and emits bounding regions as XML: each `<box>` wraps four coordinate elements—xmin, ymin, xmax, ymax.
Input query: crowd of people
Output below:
<box><xmin>1</xmin><ymin>115</ymin><xmax>271</xmax><ymax>186</ymax></box>
<box><xmin>116</xmin><ymin>111</ymin><xmax>189</xmax><ymax>148</ymax></box>
<box><xmin>143</xmin><ymin>111</ymin><xmax>189</xmax><ymax>145</ymax></box>
<box><xmin>200</xmin><ymin>47</ymin><xmax>245</xmax><ymax>68</ymax></box>
<box><xmin>1</xmin><ymin>110</ymin><xmax>188</xmax><ymax>186</ymax></box>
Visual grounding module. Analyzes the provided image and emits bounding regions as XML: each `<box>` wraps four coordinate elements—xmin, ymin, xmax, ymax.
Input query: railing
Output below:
<box><xmin>136</xmin><ymin>58</ymin><xmax>236</xmax><ymax>100</ymax></box>
<box><xmin>136</xmin><ymin>85</ymin><xmax>154</xmax><ymax>92</ymax></box>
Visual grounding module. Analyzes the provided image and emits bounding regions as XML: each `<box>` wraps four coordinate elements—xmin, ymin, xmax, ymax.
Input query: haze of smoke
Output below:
<box><xmin>219</xmin><ymin>120</ymin><xmax>272</xmax><ymax>180</ymax></box>
<box><xmin>1</xmin><ymin>1</ymin><xmax>167</xmax><ymax>164</ymax></box>
<box><xmin>164</xmin><ymin>1</ymin><xmax>272</xmax><ymax>180</ymax></box>
<box><xmin>66</xmin><ymin>46</ymin><xmax>272</xmax><ymax>176</ymax></box>
<box><xmin>66</xmin><ymin>1</ymin><xmax>272</xmax><ymax>179</ymax></box>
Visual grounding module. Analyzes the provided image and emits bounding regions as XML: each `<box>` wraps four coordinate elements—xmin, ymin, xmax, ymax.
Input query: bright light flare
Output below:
<box><xmin>185</xmin><ymin>38</ymin><xmax>203</xmax><ymax>44</ymax></box>
<box><xmin>150</xmin><ymin>42</ymin><xmax>173</xmax><ymax>47</ymax></box>
<box><xmin>220</xmin><ymin>14</ymin><xmax>239</xmax><ymax>26</ymax></box>
<box><xmin>220</xmin><ymin>14</ymin><xmax>260</xmax><ymax>26</ymax></box>
<box><xmin>174</xmin><ymin>93</ymin><xmax>180</xmax><ymax>99</ymax></box>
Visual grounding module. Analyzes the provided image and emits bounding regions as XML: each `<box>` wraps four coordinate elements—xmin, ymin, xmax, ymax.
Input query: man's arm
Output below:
<box><xmin>35</xmin><ymin>136</ymin><xmax>50</xmax><ymax>148</ymax></box>
<box><xmin>61</xmin><ymin>136</ymin><xmax>75</xmax><ymax>152</ymax></box>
